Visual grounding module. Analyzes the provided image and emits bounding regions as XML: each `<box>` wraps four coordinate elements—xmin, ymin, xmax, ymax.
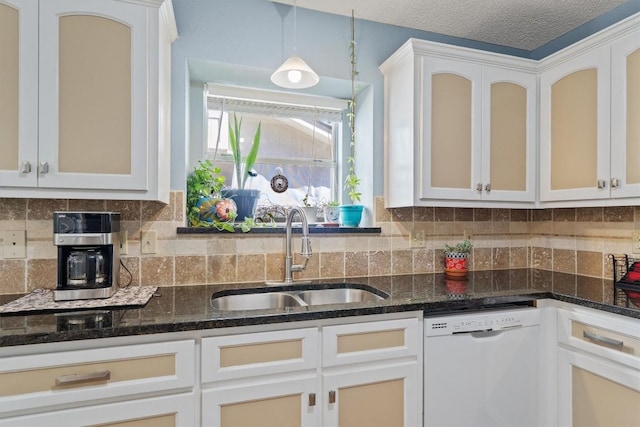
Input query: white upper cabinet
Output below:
<box><xmin>539</xmin><ymin>16</ymin><xmax>640</xmax><ymax>205</ymax></box>
<box><xmin>381</xmin><ymin>39</ymin><xmax>537</xmax><ymax>208</ymax></box>
<box><xmin>0</xmin><ymin>0</ymin><xmax>177</xmax><ymax>202</ymax></box>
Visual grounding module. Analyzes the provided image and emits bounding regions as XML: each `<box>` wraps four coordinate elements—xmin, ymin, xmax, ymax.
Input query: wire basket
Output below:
<box><xmin>608</xmin><ymin>254</ymin><xmax>640</xmax><ymax>308</ymax></box>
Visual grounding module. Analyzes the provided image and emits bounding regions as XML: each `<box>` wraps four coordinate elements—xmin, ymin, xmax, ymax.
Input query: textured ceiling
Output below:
<box><xmin>271</xmin><ymin>0</ymin><xmax>629</xmax><ymax>50</ymax></box>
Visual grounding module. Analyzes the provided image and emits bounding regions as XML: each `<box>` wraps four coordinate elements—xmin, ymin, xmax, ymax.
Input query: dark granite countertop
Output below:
<box><xmin>1</xmin><ymin>269</ymin><xmax>638</xmax><ymax>347</ymax></box>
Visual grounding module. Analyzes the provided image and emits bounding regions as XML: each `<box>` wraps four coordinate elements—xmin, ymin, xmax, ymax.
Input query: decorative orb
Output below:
<box><xmin>197</xmin><ymin>197</ymin><xmax>237</xmax><ymax>222</ymax></box>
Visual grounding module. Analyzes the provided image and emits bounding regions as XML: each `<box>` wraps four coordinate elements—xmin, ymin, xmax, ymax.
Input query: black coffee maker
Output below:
<box><xmin>53</xmin><ymin>212</ymin><xmax>121</xmax><ymax>301</ymax></box>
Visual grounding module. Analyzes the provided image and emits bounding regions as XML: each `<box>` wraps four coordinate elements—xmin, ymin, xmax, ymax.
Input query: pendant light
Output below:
<box><xmin>271</xmin><ymin>1</ymin><xmax>319</xmax><ymax>89</ymax></box>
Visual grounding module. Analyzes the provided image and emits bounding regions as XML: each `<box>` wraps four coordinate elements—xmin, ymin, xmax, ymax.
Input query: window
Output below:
<box><xmin>205</xmin><ymin>84</ymin><xmax>347</xmax><ymax>213</ymax></box>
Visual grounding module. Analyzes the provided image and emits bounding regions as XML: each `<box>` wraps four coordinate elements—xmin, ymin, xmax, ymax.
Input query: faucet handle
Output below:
<box><xmin>300</xmin><ymin>236</ymin><xmax>312</xmax><ymax>257</ymax></box>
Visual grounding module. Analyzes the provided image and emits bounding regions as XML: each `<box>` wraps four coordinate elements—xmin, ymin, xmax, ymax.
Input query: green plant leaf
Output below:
<box><xmin>242</xmin><ymin>121</ymin><xmax>261</xmax><ymax>188</ymax></box>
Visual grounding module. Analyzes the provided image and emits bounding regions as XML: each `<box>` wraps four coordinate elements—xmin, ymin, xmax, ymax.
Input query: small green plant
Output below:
<box><xmin>344</xmin><ymin>10</ymin><xmax>361</xmax><ymax>204</ymax></box>
<box><xmin>186</xmin><ymin>160</ymin><xmax>226</xmax><ymax>225</ymax></box>
<box><xmin>229</xmin><ymin>113</ymin><xmax>261</xmax><ymax>190</ymax></box>
<box><xmin>444</xmin><ymin>239</ymin><xmax>473</xmax><ymax>255</ymax></box>
<box><xmin>326</xmin><ymin>200</ymin><xmax>340</xmax><ymax>207</ymax></box>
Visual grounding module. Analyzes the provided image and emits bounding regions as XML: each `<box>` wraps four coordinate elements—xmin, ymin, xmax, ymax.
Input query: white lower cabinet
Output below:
<box><xmin>200</xmin><ymin>314</ymin><xmax>422</xmax><ymax>427</ymax></box>
<box><xmin>556</xmin><ymin>306</ymin><xmax>640</xmax><ymax>427</ymax></box>
<box><xmin>0</xmin><ymin>339</ymin><xmax>196</xmax><ymax>425</ymax></box>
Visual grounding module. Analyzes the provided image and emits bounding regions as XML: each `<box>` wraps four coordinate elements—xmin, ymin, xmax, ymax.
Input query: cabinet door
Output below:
<box><xmin>202</xmin><ymin>377</ymin><xmax>319</xmax><ymax>427</ymax></box>
<box><xmin>481</xmin><ymin>67</ymin><xmax>536</xmax><ymax>202</ymax></box>
<box><xmin>558</xmin><ymin>348</ymin><xmax>640</xmax><ymax>427</ymax></box>
<box><xmin>322</xmin><ymin>362</ymin><xmax>419</xmax><ymax>427</ymax></box>
<box><xmin>421</xmin><ymin>57</ymin><xmax>483</xmax><ymax>200</ymax></box>
<box><xmin>38</xmin><ymin>0</ymin><xmax>148</xmax><ymax>191</ymax></box>
<box><xmin>540</xmin><ymin>45</ymin><xmax>611</xmax><ymax>201</ymax></box>
<box><xmin>0</xmin><ymin>392</ymin><xmax>196</xmax><ymax>427</ymax></box>
<box><xmin>611</xmin><ymin>29</ymin><xmax>640</xmax><ymax>199</ymax></box>
<box><xmin>0</xmin><ymin>0</ymin><xmax>37</xmax><ymax>187</ymax></box>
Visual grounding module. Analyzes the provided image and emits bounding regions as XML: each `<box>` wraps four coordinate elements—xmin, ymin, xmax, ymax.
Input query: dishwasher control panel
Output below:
<box><xmin>425</xmin><ymin>307</ymin><xmax>540</xmax><ymax>336</ymax></box>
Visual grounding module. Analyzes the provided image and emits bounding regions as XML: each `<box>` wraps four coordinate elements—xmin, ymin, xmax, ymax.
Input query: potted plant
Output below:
<box><xmin>222</xmin><ymin>113</ymin><xmax>262</xmax><ymax>221</ymax></box>
<box><xmin>186</xmin><ymin>159</ymin><xmax>237</xmax><ymax>232</ymax></box>
<box><xmin>443</xmin><ymin>239</ymin><xmax>473</xmax><ymax>278</ymax></box>
<box><xmin>323</xmin><ymin>200</ymin><xmax>340</xmax><ymax>224</ymax></box>
<box><xmin>340</xmin><ymin>11</ymin><xmax>364</xmax><ymax>227</ymax></box>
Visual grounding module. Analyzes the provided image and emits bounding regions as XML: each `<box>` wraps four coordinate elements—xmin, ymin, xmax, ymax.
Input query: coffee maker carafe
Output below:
<box><xmin>54</xmin><ymin>212</ymin><xmax>120</xmax><ymax>301</ymax></box>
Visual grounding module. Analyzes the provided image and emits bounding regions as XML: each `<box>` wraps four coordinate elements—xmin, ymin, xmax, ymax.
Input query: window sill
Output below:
<box><xmin>177</xmin><ymin>225</ymin><xmax>381</xmax><ymax>235</ymax></box>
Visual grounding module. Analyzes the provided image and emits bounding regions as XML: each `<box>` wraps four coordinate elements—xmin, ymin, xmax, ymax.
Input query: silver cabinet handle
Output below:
<box><xmin>55</xmin><ymin>370</ymin><xmax>111</xmax><ymax>386</ymax></box>
<box><xmin>583</xmin><ymin>330</ymin><xmax>624</xmax><ymax>349</ymax></box>
<box><xmin>309</xmin><ymin>393</ymin><xmax>316</xmax><ymax>407</ymax></box>
<box><xmin>610</xmin><ymin>178</ymin><xmax>620</xmax><ymax>188</ymax></box>
<box><xmin>476</xmin><ymin>183</ymin><xmax>483</xmax><ymax>192</ymax></box>
<box><xmin>19</xmin><ymin>161</ymin><xmax>32</xmax><ymax>174</ymax></box>
<box><xmin>484</xmin><ymin>183</ymin><xmax>491</xmax><ymax>193</ymax></box>
<box><xmin>38</xmin><ymin>161</ymin><xmax>49</xmax><ymax>174</ymax></box>
<box><xmin>597</xmin><ymin>179</ymin><xmax>607</xmax><ymax>189</ymax></box>
<box><xmin>328</xmin><ymin>390</ymin><xmax>336</xmax><ymax>404</ymax></box>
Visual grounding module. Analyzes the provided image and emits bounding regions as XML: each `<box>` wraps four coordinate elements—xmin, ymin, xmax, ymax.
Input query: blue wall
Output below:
<box><xmin>170</xmin><ymin>0</ymin><xmax>640</xmax><ymax>196</ymax></box>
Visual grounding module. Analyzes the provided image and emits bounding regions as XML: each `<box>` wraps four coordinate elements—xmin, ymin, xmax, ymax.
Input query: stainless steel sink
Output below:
<box><xmin>296</xmin><ymin>288</ymin><xmax>386</xmax><ymax>305</ymax></box>
<box><xmin>211</xmin><ymin>285</ymin><xmax>388</xmax><ymax>312</ymax></box>
<box><xmin>210</xmin><ymin>292</ymin><xmax>304</xmax><ymax>311</ymax></box>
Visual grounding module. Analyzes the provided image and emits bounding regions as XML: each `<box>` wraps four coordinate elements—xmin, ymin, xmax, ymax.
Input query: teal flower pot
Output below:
<box><xmin>339</xmin><ymin>205</ymin><xmax>364</xmax><ymax>227</ymax></box>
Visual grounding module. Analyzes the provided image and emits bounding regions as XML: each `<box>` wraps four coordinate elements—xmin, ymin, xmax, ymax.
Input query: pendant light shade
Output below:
<box><xmin>271</xmin><ymin>55</ymin><xmax>319</xmax><ymax>89</ymax></box>
<box><xmin>271</xmin><ymin>2</ymin><xmax>319</xmax><ymax>89</ymax></box>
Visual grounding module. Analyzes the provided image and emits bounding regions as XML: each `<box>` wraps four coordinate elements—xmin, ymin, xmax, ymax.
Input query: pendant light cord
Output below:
<box><xmin>292</xmin><ymin>0</ymin><xmax>298</xmax><ymax>53</ymax></box>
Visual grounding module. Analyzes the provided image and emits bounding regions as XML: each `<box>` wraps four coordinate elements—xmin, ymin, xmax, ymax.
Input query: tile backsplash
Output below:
<box><xmin>1</xmin><ymin>193</ymin><xmax>638</xmax><ymax>305</ymax></box>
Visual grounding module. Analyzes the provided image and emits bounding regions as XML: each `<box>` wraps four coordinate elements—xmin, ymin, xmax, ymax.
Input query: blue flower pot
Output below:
<box><xmin>339</xmin><ymin>205</ymin><xmax>364</xmax><ymax>227</ymax></box>
<box><xmin>221</xmin><ymin>189</ymin><xmax>260</xmax><ymax>221</ymax></box>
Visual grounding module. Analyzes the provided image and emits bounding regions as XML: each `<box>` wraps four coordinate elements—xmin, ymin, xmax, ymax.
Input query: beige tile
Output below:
<box><xmin>603</xmin><ymin>206</ymin><xmax>634</xmax><ymax>222</ymax></box>
<box><xmin>141</xmin><ymin>196</ymin><xmax>174</xmax><ymax>222</ymax></box>
<box><xmin>510</xmin><ymin>247</ymin><xmax>529</xmax><ymax>268</ymax></box>
<box><xmin>493</xmin><ymin>247</ymin><xmax>510</xmax><ymax>269</ymax></box>
<box><xmin>207</xmin><ymin>254</ymin><xmax>237</xmax><ymax>283</ymax></box>
<box><xmin>26</xmin><ymin>258</ymin><xmax>57</xmax><ymax>291</ymax></box>
<box><xmin>577</xmin><ymin>276</ymin><xmax>605</xmax><ymax>302</ymax></box>
<box><xmin>0</xmin><ymin>199</ymin><xmax>27</xmax><ymax>221</ymax></box>
<box><xmin>531</xmin><ymin>247</ymin><xmax>553</xmax><ymax>269</ymax></box>
<box><xmin>576</xmin><ymin>251</ymin><xmax>603</xmax><ymax>278</ymax></box>
<box><xmin>120</xmin><ymin>256</ymin><xmax>140</xmax><ymax>287</ymax></box>
<box><xmin>26</xmin><ymin>220</ymin><xmax>53</xmax><ymax>239</ymax></box>
<box><xmin>369</xmin><ymin>250</ymin><xmax>391</xmax><ymax>276</ymax></box>
<box><xmin>553</xmin><ymin>249</ymin><xmax>576</xmax><ymax>274</ymax></box>
<box><xmin>173</xmin><ymin>238</ymin><xmax>208</xmax><ymax>255</ymax></box>
<box><xmin>414</xmin><ymin>207</ymin><xmax>433</xmax><ymax>222</ymax></box>
<box><xmin>374</xmin><ymin>197</ymin><xmax>392</xmax><ymax>223</ymax></box>
<box><xmin>175</xmin><ymin>255</ymin><xmax>207</xmax><ymax>285</ymax></box>
<box><xmin>266</xmin><ymin>253</ymin><xmax>285</xmax><ymax>282</ymax></box>
<box><xmin>413</xmin><ymin>248</ymin><xmax>434</xmax><ymax>274</ymax></box>
<box><xmin>472</xmin><ymin>248</ymin><xmax>492</xmax><ymax>270</ymax></box>
<box><xmin>28</xmin><ymin>199</ymin><xmax>67</xmax><ymax>220</ymax></box>
<box><xmin>391</xmin><ymin>207</ymin><xmax>413</xmax><ymax>223</ymax></box>
<box><xmin>321</xmin><ymin>252</ymin><xmax>346</xmax><ymax>278</ymax></box>
<box><xmin>345</xmin><ymin>251</ymin><xmax>368</xmax><ymax>277</ymax></box>
<box><xmin>67</xmin><ymin>199</ymin><xmax>106</xmax><ymax>212</ymax></box>
<box><xmin>391</xmin><ymin>250</ymin><xmax>413</xmax><ymax>274</ymax></box>
<box><xmin>236</xmin><ymin>254</ymin><xmax>266</xmax><ymax>282</ymax></box>
<box><xmin>0</xmin><ymin>260</ymin><xmax>26</xmax><ymax>294</ymax></box>
<box><xmin>26</xmin><ymin>240</ymin><xmax>56</xmax><ymax>259</ymax></box>
<box><xmin>140</xmin><ymin>256</ymin><xmax>174</xmax><ymax>286</ymax></box>
<box><xmin>206</xmin><ymin>237</ymin><xmax>237</xmax><ymax>255</ymax></box>
<box><xmin>174</xmin><ymin>191</ymin><xmax>185</xmax><ymax>222</ymax></box>
<box><xmin>106</xmin><ymin>200</ymin><xmax>141</xmax><ymax>221</ymax></box>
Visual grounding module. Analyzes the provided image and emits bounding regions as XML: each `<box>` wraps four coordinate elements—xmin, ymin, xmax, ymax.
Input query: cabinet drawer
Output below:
<box><xmin>201</xmin><ymin>328</ymin><xmax>318</xmax><ymax>382</ymax></box>
<box><xmin>558</xmin><ymin>309</ymin><xmax>640</xmax><ymax>370</ymax></box>
<box><xmin>322</xmin><ymin>317</ymin><xmax>420</xmax><ymax>367</ymax></box>
<box><xmin>0</xmin><ymin>392</ymin><xmax>195</xmax><ymax>427</ymax></box>
<box><xmin>0</xmin><ymin>340</ymin><xmax>195</xmax><ymax>417</ymax></box>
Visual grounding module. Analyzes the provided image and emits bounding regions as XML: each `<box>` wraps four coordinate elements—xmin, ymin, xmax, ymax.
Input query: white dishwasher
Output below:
<box><xmin>424</xmin><ymin>307</ymin><xmax>540</xmax><ymax>427</ymax></box>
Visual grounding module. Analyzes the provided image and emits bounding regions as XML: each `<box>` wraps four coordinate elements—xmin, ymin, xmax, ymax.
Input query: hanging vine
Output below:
<box><xmin>344</xmin><ymin>9</ymin><xmax>362</xmax><ymax>203</ymax></box>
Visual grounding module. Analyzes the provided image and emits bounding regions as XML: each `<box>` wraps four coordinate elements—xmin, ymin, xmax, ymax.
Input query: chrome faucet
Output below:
<box><xmin>268</xmin><ymin>207</ymin><xmax>312</xmax><ymax>285</ymax></box>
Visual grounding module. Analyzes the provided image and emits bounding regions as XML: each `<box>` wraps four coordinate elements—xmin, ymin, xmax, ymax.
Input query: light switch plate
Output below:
<box><xmin>141</xmin><ymin>230</ymin><xmax>157</xmax><ymax>254</ymax></box>
<box><xmin>3</xmin><ymin>230</ymin><xmax>26</xmax><ymax>259</ymax></box>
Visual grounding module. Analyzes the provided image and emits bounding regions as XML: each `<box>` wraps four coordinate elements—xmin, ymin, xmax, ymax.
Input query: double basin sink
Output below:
<box><xmin>211</xmin><ymin>284</ymin><xmax>388</xmax><ymax>312</ymax></box>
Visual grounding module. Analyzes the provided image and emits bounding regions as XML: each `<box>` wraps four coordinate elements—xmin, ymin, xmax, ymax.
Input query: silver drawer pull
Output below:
<box><xmin>583</xmin><ymin>331</ymin><xmax>624</xmax><ymax>349</ymax></box>
<box><xmin>55</xmin><ymin>370</ymin><xmax>111</xmax><ymax>386</ymax></box>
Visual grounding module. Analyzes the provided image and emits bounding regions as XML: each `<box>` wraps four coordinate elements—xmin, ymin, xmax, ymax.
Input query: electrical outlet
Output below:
<box><xmin>632</xmin><ymin>231</ymin><xmax>640</xmax><ymax>254</ymax></box>
<box><xmin>141</xmin><ymin>230</ymin><xmax>157</xmax><ymax>254</ymax></box>
<box><xmin>463</xmin><ymin>229</ymin><xmax>473</xmax><ymax>240</ymax></box>
<box><xmin>3</xmin><ymin>230</ymin><xmax>26</xmax><ymax>259</ymax></box>
<box><xmin>120</xmin><ymin>230</ymin><xmax>128</xmax><ymax>255</ymax></box>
